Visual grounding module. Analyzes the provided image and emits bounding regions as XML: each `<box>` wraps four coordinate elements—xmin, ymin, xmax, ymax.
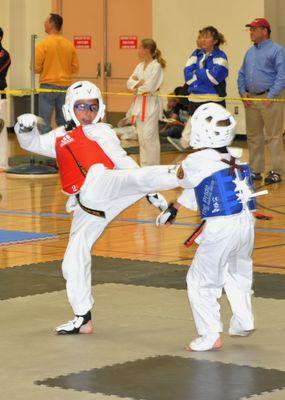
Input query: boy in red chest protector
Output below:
<box><xmin>15</xmin><ymin>81</ymin><xmax>179</xmax><ymax>334</ymax></box>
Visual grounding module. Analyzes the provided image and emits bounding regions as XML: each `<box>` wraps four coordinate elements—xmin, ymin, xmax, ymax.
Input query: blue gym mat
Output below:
<box><xmin>0</xmin><ymin>230</ymin><xmax>57</xmax><ymax>246</ymax></box>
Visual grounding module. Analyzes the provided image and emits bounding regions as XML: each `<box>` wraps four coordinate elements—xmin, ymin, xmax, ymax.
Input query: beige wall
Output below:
<box><xmin>1</xmin><ymin>1</ymin><xmax>10</xmax><ymax>49</ymax></box>
<box><xmin>7</xmin><ymin>0</ymin><xmax>51</xmax><ymax>89</ymax></box>
<box><xmin>274</xmin><ymin>0</ymin><xmax>285</xmax><ymax>47</ymax></box>
<box><xmin>2</xmin><ymin>0</ymin><xmax>50</xmax><ymax>124</ymax></box>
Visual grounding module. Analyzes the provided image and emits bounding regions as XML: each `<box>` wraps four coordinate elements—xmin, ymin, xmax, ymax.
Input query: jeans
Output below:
<box><xmin>39</xmin><ymin>84</ymin><xmax>68</xmax><ymax>134</ymax></box>
<box><xmin>188</xmin><ymin>100</ymin><xmax>226</xmax><ymax>115</ymax></box>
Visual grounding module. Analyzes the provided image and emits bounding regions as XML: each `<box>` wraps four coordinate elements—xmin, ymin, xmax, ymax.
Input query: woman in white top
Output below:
<box><xmin>127</xmin><ymin>39</ymin><xmax>166</xmax><ymax>166</ymax></box>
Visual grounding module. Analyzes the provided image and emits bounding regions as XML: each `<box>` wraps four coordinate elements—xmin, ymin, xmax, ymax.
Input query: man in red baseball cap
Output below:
<box><xmin>238</xmin><ymin>17</ymin><xmax>285</xmax><ymax>184</ymax></box>
<box><xmin>245</xmin><ymin>18</ymin><xmax>271</xmax><ymax>30</ymax></box>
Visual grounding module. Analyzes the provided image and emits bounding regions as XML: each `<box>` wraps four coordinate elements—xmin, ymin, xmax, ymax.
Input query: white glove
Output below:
<box><xmin>17</xmin><ymin>113</ymin><xmax>38</xmax><ymax>132</ymax></box>
<box><xmin>156</xmin><ymin>203</ymin><xmax>178</xmax><ymax>226</ymax></box>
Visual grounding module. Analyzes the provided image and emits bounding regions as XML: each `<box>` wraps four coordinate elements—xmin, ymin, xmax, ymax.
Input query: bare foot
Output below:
<box><xmin>79</xmin><ymin>320</ymin><xmax>94</xmax><ymax>334</ymax></box>
<box><xmin>185</xmin><ymin>337</ymin><xmax>223</xmax><ymax>352</ymax></box>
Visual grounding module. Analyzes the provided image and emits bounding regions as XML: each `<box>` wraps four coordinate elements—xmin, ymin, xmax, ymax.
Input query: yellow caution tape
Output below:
<box><xmin>1</xmin><ymin>88</ymin><xmax>285</xmax><ymax>102</ymax></box>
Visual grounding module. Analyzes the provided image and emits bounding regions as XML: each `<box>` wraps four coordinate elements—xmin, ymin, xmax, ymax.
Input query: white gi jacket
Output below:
<box><xmin>127</xmin><ymin>59</ymin><xmax>163</xmax><ymax>120</ymax></box>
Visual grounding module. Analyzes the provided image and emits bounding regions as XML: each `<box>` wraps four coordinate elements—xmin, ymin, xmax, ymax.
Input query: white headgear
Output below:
<box><xmin>189</xmin><ymin>103</ymin><xmax>237</xmax><ymax>149</ymax></box>
<box><xmin>62</xmin><ymin>81</ymin><xmax>105</xmax><ymax>126</ymax></box>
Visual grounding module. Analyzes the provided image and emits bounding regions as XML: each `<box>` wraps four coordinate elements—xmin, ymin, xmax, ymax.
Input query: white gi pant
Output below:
<box><xmin>186</xmin><ymin>209</ymin><xmax>255</xmax><ymax>335</ymax></box>
<box><xmin>136</xmin><ymin>105</ymin><xmax>161</xmax><ymax>166</ymax></box>
<box><xmin>62</xmin><ymin>164</ymin><xmax>178</xmax><ymax>315</ymax></box>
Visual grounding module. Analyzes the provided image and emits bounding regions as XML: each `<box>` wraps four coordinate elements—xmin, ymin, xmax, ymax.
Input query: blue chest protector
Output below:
<box><xmin>194</xmin><ymin>165</ymin><xmax>256</xmax><ymax>219</ymax></box>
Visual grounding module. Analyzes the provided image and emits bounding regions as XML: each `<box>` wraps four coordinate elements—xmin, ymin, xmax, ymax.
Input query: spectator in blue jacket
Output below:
<box><xmin>168</xmin><ymin>26</ymin><xmax>228</xmax><ymax>151</ymax></box>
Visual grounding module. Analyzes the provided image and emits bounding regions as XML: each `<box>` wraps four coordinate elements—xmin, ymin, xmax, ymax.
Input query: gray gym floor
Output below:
<box><xmin>0</xmin><ymin>257</ymin><xmax>284</xmax><ymax>400</ymax></box>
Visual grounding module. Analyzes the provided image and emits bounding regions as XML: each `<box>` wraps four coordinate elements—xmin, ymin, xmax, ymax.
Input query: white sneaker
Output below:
<box><xmin>187</xmin><ymin>333</ymin><xmax>223</xmax><ymax>352</ymax></box>
<box><xmin>114</xmin><ymin>126</ymin><xmax>138</xmax><ymax>140</ymax></box>
<box><xmin>121</xmin><ymin>126</ymin><xmax>138</xmax><ymax>140</ymax></box>
<box><xmin>167</xmin><ymin>137</ymin><xmax>186</xmax><ymax>152</ymax></box>
<box><xmin>229</xmin><ymin>317</ymin><xmax>254</xmax><ymax>337</ymax></box>
<box><xmin>146</xmin><ymin>193</ymin><xmax>168</xmax><ymax>211</ymax></box>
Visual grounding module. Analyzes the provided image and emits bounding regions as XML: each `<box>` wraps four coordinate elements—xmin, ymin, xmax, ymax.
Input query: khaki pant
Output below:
<box><xmin>245</xmin><ymin>92</ymin><xmax>285</xmax><ymax>175</ymax></box>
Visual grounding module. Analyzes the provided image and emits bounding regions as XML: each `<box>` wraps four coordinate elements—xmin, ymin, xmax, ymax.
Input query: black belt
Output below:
<box><xmin>76</xmin><ymin>194</ymin><xmax>106</xmax><ymax>218</ymax></box>
<box><xmin>246</xmin><ymin>89</ymin><xmax>269</xmax><ymax>96</ymax></box>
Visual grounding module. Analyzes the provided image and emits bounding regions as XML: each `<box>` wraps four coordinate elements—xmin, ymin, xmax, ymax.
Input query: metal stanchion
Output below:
<box><xmin>6</xmin><ymin>34</ymin><xmax>58</xmax><ymax>176</ymax></box>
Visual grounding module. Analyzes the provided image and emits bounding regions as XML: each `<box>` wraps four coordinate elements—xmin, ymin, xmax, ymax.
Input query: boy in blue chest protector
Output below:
<box><xmin>157</xmin><ymin>103</ymin><xmax>267</xmax><ymax>351</ymax></box>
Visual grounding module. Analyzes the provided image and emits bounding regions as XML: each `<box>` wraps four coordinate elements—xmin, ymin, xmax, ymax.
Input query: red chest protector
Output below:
<box><xmin>55</xmin><ymin>126</ymin><xmax>115</xmax><ymax>194</ymax></box>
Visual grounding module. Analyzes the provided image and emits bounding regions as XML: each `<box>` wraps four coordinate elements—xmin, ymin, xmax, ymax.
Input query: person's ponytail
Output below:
<box><xmin>154</xmin><ymin>48</ymin><xmax>166</xmax><ymax>68</ymax></box>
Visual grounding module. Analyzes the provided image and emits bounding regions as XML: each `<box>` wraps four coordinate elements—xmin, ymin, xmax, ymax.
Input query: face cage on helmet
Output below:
<box><xmin>190</xmin><ymin>115</ymin><xmax>236</xmax><ymax>149</ymax></box>
<box><xmin>63</xmin><ymin>82</ymin><xmax>106</xmax><ymax>127</ymax></box>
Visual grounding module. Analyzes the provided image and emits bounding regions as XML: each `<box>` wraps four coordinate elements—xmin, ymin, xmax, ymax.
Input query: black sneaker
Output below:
<box><xmin>251</xmin><ymin>172</ymin><xmax>262</xmax><ymax>181</ymax></box>
<box><xmin>264</xmin><ymin>171</ymin><xmax>282</xmax><ymax>184</ymax></box>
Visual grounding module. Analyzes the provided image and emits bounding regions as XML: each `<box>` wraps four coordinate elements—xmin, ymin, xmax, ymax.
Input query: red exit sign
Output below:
<box><xmin>119</xmin><ymin>36</ymin><xmax>138</xmax><ymax>49</ymax></box>
<box><xmin>74</xmin><ymin>36</ymin><xmax>92</xmax><ymax>49</ymax></box>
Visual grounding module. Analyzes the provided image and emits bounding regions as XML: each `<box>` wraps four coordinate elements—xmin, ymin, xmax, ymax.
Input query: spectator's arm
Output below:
<box><xmin>127</xmin><ymin>66</ymin><xmax>141</xmax><ymax>91</ymax></box>
<box><xmin>71</xmin><ymin>49</ymin><xmax>79</xmax><ymax>74</ymax></box>
<box><xmin>196</xmin><ymin>56</ymin><xmax>228</xmax><ymax>86</ymax></box>
<box><xmin>34</xmin><ymin>44</ymin><xmax>44</xmax><ymax>74</ymax></box>
<box><xmin>237</xmin><ymin>63</ymin><xmax>251</xmax><ymax>107</ymax></box>
<box><xmin>184</xmin><ymin>52</ymin><xmax>198</xmax><ymax>85</ymax></box>
<box><xmin>137</xmin><ymin>63</ymin><xmax>163</xmax><ymax>94</ymax></box>
<box><xmin>267</xmin><ymin>47</ymin><xmax>285</xmax><ymax>98</ymax></box>
<box><xmin>237</xmin><ymin>57</ymin><xmax>247</xmax><ymax>95</ymax></box>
